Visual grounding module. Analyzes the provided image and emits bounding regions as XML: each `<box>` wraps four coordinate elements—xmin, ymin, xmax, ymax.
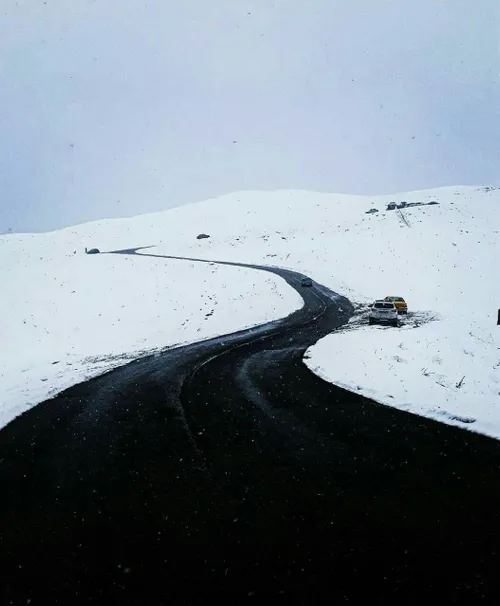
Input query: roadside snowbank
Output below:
<box><xmin>305</xmin><ymin>311</ymin><xmax>500</xmax><ymax>439</ymax></box>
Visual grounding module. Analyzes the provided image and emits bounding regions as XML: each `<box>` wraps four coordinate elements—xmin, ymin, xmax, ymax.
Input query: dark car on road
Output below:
<box><xmin>301</xmin><ymin>277</ymin><xmax>313</xmax><ymax>287</ymax></box>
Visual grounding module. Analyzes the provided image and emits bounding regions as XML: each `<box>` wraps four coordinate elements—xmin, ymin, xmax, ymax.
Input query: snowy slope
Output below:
<box><xmin>1</xmin><ymin>185</ymin><xmax>499</xmax><ymax>438</ymax></box>
<box><xmin>0</xmin><ymin>229</ymin><xmax>302</xmax><ymax>429</ymax></box>
<box><xmin>147</xmin><ymin>185</ymin><xmax>499</xmax><ymax>438</ymax></box>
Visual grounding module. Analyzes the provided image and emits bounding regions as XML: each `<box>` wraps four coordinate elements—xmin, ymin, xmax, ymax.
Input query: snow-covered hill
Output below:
<box><xmin>0</xmin><ymin>231</ymin><xmax>301</xmax><ymax>428</ymax></box>
<box><xmin>1</xmin><ymin>185</ymin><xmax>499</xmax><ymax>438</ymax></box>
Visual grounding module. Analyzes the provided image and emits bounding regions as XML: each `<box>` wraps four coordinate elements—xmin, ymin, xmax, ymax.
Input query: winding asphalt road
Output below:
<box><xmin>1</xmin><ymin>248</ymin><xmax>500</xmax><ymax>604</ymax></box>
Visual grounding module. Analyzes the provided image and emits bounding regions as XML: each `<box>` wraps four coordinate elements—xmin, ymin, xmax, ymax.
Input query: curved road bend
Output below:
<box><xmin>1</xmin><ymin>247</ymin><xmax>500</xmax><ymax>603</ymax></box>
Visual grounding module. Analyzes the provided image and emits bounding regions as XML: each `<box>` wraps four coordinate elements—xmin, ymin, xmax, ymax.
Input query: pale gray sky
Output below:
<box><xmin>0</xmin><ymin>0</ymin><xmax>498</xmax><ymax>232</ymax></box>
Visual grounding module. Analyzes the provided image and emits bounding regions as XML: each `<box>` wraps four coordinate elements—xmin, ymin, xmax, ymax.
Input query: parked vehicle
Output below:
<box><xmin>300</xmin><ymin>277</ymin><xmax>313</xmax><ymax>287</ymax></box>
<box><xmin>384</xmin><ymin>296</ymin><xmax>408</xmax><ymax>314</ymax></box>
<box><xmin>369</xmin><ymin>301</ymin><xmax>399</xmax><ymax>326</ymax></box>
<box><xmin>387</xmin><ymin>202</ymin><xmax>397</xmax><ymax>211</ymax></box>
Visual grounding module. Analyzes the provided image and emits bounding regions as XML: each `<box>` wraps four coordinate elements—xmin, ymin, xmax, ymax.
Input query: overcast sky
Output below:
<box><xmin>1</xmin><ymin>0</ymin><xmax>498</xmax><ymax>232</ymax></box>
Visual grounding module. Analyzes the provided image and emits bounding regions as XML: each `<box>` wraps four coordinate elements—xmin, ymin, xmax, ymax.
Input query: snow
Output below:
<box><xmin>306</xmin><ymin>315</ymin><xmax>500</xmax><ymax>438</ymax></box>
<box><xmin>0</xmin><ymin>230</ymin><xmax>302</xmax><ymax>429</ymax></box>
<box><xmin>153</xmin><ymin>185</ymin><xmax>499</xmax><ymax>438</ymax></box>
<box><xmin>1</xmin><ymin>184</ymin><xmax>499</xmax><ymax>439</ymax></box>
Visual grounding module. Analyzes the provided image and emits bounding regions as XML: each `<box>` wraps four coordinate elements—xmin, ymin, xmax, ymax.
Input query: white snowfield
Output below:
<box><xmin>0</xmin><ymin>230</ymin><xmax>302</xmax><ymax>429</ymax></box>
<box><xmin>1</xmin><ymin>185</ymin><xmax>499</xmax><ymax>439</ymax></box>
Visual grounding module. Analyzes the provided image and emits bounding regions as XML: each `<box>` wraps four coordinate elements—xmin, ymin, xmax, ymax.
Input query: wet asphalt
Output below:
<box><xmin>1</xmin><ymin>250</ymin><xmax>500</xmax><ymax>604</ymax></box>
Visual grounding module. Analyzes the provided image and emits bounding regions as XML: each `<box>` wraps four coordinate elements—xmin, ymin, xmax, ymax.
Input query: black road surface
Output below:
<box><xmin>1</xmin><ymin>248</ymin><xmax>500</xmax><ymax>604</ymax></box>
